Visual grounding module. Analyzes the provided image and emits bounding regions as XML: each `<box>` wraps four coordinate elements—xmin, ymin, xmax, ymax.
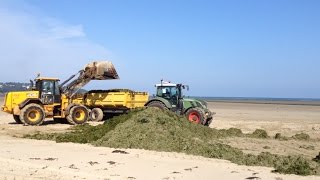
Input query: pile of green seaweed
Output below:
<box><xmin>26</xmin><ymin>108</ymin><xmax>320</xmax><ymax>176</ymax></box>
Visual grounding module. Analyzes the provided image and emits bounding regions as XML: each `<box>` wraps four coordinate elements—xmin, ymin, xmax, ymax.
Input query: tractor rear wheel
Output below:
<box><xmin>90</xmin><ymin>108</ymin><xmax>104</xmax><ymax>122</ymax></box>
<box><xmin>147</xmin><ymin>101</ymin><xmax>168</xmax><ymax>110</ymax></box>
<box><xmin>13</xmin><ymin>115</ymin><xmax>22</xmax><ymax>124</ymax></box>
<box><xmin>19</xmin><ymin>103</ymin><xmax>45</xmax><ymax>126</ymax></box>
<box><xmin>66</xmin><ymin>105</ymin><xmax>89</xmax><ymax>125</ymax></box>
<box><xmin>185</xmin><ymin>107</ymin><xmax>205</xmax><ymax>124</ymax></box>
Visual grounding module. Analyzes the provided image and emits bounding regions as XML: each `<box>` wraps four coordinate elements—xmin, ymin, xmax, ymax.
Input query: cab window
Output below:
<box><xmin>54</xmin><ymin>82</ymin><xmax>60</xmax><ymax>95</ymax></box>
<box><xmin>170</xmin><ymin>87</ymin><xmax>177</xmax><ymax>97</ymax></box>
<box><xmin>157</xmin><ymin>86</ymin><xmax>178</xmax><ymax>100</ymax></box>
<box><xmin>42</xmin><ymin>80</ymin><xmax>54</xmax><ymax>94</ymax></box>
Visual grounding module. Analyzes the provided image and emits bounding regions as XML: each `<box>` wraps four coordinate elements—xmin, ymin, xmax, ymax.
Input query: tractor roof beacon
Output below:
<box><xmin>146</xmin><ymin>80</ymin><xmax>214</xmax><ymax>126</ymax></box>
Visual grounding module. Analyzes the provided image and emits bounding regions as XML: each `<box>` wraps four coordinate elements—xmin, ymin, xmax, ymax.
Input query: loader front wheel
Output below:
<box><xmin>19</xmin><ymin>103</ymin><xmax>45</xmax><ymax>126</ymax></box>
<box><xmin>66</xmin><ymin>105</ymin><xmax>89</xmax><ymax>125</ymax></box>
<box><xmin>13</xmin><ymin>115</ymin><xmax>22</xmax><ymax>124</ymax></box>
<box><xmin>185</xmin><ymin>107</ymin><xmax>205</xmax><ymax>124</ymax></box>
<box><xmin>90</xmin><ymin>108</ymin><xmax>104</xmax><ymax>122</ymax></box>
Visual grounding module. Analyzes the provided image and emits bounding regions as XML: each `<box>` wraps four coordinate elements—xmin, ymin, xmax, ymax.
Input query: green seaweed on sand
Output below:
<box><xmin>25</xmin><ymin>108</ymin><xmax>320</xmax><ymax>176</ymax></box>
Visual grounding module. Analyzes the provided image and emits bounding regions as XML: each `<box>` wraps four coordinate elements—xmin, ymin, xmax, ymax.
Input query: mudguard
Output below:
<box><xmin>145</xmin><ymin>97</ymin><xmax>172</xmax><ymax>109</ymax></box>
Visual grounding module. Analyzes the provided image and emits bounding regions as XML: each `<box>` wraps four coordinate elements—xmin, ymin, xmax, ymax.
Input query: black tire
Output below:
<box><xmin>90</xmin><ymin>108</ymin><xmax>104</xmax><ymax>122</ymax></box>
<box><xmin>19</xmin><ymin>103</ymin><xmax>45</xmax><ymax>126</ymax></box>
<box><xmin>204</xmin><ymin>117</ymin><xmax>213</xmax><ymax>126</ymax></box>
<box><xmin>13</xmin><ymin>115</ymin><xmax>22</xmax><ymax>124</ymax></box>
<box><xmin>146</xmin><ymin>101</ymin><xmax>168</xmax><ymax>110</ymax></box>
<box><xmin>185</xmin><ymin>107</ymin><xmax>205</xmax><ymax>125</ymax></box>
<box><xmin>53</xmin><ymin>118</ymin><xmax>69</xmax><ymax>124</ymax></box>
<box><xmin>66</xmin><ymin>105</ymin><xmax>89</xmax><ymax>125</ymax></box>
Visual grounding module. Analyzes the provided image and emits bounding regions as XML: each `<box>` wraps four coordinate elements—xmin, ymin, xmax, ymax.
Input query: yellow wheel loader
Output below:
<box><xmin>1</xmin><ymin>61</ymin><xmax>119</xmax><ymax>125</ymax></box>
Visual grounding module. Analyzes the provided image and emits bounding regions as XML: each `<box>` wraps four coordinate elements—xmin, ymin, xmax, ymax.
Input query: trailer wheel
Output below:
<box><xmin>66</xmin><ymin>105</ymin><xmax>89</xmax><ymax>125</ymax></box>
<box><xmin>185</xmin><ymin>107</ymin><xmax>205</xmax><ymax>124</ymax></box>
<box><xmin>13</xmin><ymin>115</ymin><xmax>22</xmax><ymax>124</ymax></box>
<box><xmin>90</xmin><ymin>108</ymin><xmax>104</xmax><ymax>122</ymax></box>
<box><xmin>19</xmin><ymin>103</ymin><xmax>45</xmax><ymax>126</ymax></box>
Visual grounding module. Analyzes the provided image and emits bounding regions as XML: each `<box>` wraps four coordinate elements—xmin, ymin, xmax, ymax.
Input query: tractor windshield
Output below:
<box><xmin>156</xmin><ymin>86</ymin><xmax>179</xmax><ymax>105</ymax></box>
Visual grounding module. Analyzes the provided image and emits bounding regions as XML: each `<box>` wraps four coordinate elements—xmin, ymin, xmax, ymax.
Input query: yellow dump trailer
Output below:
<box><xmin>73</xmin><ymin>89</ymin><xmax>149</xmax><ymax>121</ymax></box>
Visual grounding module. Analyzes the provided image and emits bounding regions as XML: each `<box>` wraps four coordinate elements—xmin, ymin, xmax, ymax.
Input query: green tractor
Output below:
<box><xmin>145</xmin><ymin>80</ymin><xmax>214</xmax><ymax>126</ymax></box>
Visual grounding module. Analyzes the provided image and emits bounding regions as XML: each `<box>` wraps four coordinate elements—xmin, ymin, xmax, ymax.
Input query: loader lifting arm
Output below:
<box><xmin>60</xmin><ymin>61</ymin><xmax>119</xmax><ymax>98</ymax></box>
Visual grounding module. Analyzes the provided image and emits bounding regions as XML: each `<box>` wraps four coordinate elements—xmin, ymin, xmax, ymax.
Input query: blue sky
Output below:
<box><xmin>0</xmin><ymin>0</ymin><xmax>319</xmax><ymax>98</ymax></box>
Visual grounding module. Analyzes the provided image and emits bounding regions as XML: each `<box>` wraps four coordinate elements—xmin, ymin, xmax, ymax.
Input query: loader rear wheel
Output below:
<box><xmin>185</xmin><ymin>107</ymin><xmax>205</xmax><ymax>124</ymax></box>
<box><xmin>66</xmin><ymin>105</ymin><xmax>89</xmax><ymax>125</ymax></box>
<box><xmin>19</xmin><ymin>103</ymin><xmax>45</xmax><ymax>126</ymax></box>
<box><xmin>147</xmin><ymin>101</ymin><xmax>168</xmax><ymax>110</ymax></box>
<box><xmin>13</xmin><ymin>115</ymin><xmax>22</xmax><ymax>124</ymax></box>
<box><xmin>90</xmin><ymin>108</ymin><xmax>104</xmax><ymax>122</ymax></box>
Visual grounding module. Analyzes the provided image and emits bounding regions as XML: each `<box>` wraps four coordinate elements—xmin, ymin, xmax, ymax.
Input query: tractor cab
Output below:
<box><xmin>33</xmin><ymin>77</ymin><xmax>61</xmax><ymax>104</ymax></box>
<box><xmin>155</xmin><ymin>82</ymin><xmax>189</xmax><ymax>107</ymax></box>
<box><xmin>156</xmin><ymin>83</ymin><xmax>180</xmax><ymax>106</ymax></box>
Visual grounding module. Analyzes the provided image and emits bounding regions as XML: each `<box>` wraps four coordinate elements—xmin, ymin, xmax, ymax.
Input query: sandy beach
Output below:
<box><xmin>209</xmin><ymin>101</ymin><xmax>320</xmax><ymax>137</ymax></box>
<box><xmin>0</xmin><ymin>97</ymin><xmax>320</xmax><ymax>179</ymax></box>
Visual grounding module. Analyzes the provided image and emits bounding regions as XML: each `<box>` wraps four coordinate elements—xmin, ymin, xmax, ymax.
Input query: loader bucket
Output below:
<box><xmin>84</xmin><ymin>61</ymin><xmax>119</xmax><ymax>80</ymax></box>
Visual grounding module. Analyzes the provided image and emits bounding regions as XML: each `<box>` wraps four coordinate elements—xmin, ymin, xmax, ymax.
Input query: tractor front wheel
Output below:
<box><xmin>205</xmin><ymin>117</ymin><xmax>213</xmax><ymax>126</ymax></box>
<box><xmin>185</xmin><ymin>107</ymin><xmax>205</xmax><ymax>124</ymax></box>
<box><xmin>66</xmin><ymin>105</ymin><xmax>89</xmax><ymax>125</ymax></box>
<box><xmin>19</xmin><ymin>103</ymin><xmax>45</xmax><ymax>126</ymax></box>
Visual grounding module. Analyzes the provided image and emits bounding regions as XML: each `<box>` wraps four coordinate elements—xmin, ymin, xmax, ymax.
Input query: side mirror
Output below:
<box><xmin>181</xmin><ymin>85</ymin><xmax>189</xmax><ymax>91</ymax></box>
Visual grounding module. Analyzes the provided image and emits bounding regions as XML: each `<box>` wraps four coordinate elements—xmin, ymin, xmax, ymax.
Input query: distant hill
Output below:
<box><xmin>0</xmin><ymin>82</ymin><xmax>30</xmax><ymax>93</ymax></box>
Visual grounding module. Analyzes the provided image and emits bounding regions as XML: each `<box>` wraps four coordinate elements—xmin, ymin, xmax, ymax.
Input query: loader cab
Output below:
<box><xmin>35</xmin><ymin>78</ymin><xmax>61</xmax><ymax>104</ymax></box>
